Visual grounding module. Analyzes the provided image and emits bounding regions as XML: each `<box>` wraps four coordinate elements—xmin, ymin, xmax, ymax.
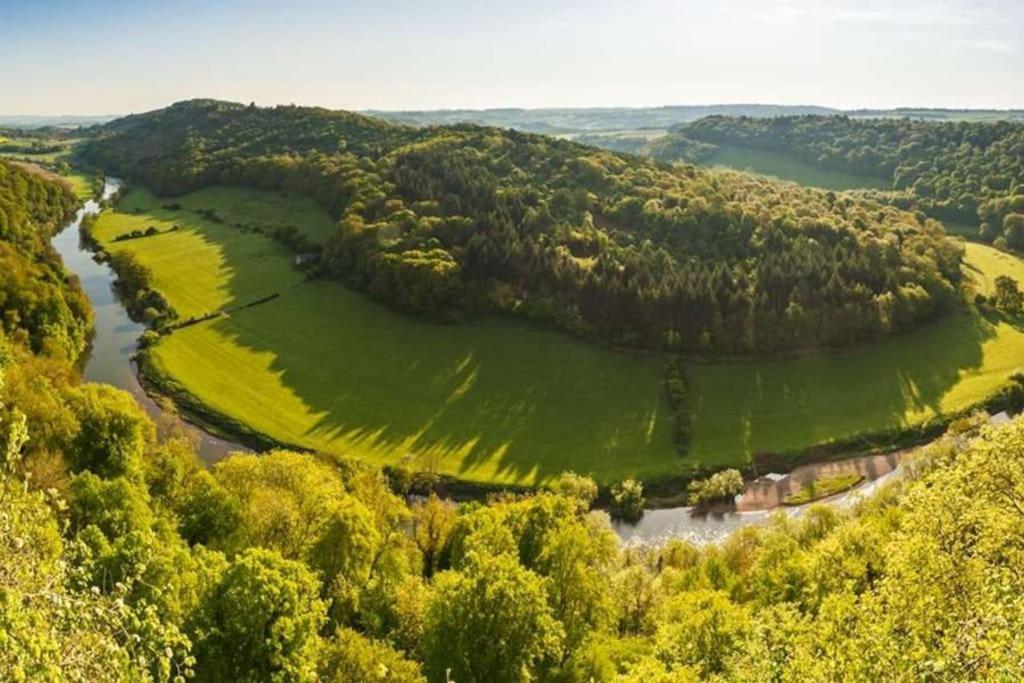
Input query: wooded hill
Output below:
<box><xmin>667</xmin><ymin>115</ymin><xmax>1024</xmax><ymax>232</ymax></box>
<box><xmin>83</xmin><ymin>100</ymin><xmax>965</xmax><ymax>355</ymax></box>
<box><xmin>0</xmin><ymin>160</ymin><xmax>90</xmax><ymax>360</ymax></box>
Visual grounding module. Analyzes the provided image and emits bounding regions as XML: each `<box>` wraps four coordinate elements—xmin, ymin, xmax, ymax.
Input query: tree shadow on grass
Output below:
<box><xmin>688</xmin><ymin>311</ymin><xmax>996</xmax><ymax>464</ymax></box>
<box><xmin>195</xmin><ymin>280</ymin><xmax>674</xmax><ymax>485</ymax></box>
<box><xmin>118</xmin><ymin>190</ymin><xmax>681</xmax><ymax>484</ymax></box>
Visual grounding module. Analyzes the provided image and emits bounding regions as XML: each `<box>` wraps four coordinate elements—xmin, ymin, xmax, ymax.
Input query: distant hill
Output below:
<box><xmin>364</xmin><ymin>104</ymin><xmax>839</xmax><ymax>133</ymax></box>
<box><xmin>0</xmin><ymin>114</ymin><xmax>117</xmax><ymax>129</ymax></box>
<box><xmin>365</xmin><ymin>105</ymin><xmax>1024</xmax><ymax>133</ymax></box>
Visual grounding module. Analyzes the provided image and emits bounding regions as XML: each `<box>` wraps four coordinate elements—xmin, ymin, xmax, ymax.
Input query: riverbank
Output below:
<box><xmin>51</xmin><ymin>178</ymin><xmax>246</xmax><ymax>463</ymax></box>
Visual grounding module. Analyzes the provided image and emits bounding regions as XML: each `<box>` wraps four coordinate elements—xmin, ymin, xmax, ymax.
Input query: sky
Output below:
<box><xmin>1</xmin><ymin>0</ymin><xmax>1022</xmax><ymax>115</ymax></box>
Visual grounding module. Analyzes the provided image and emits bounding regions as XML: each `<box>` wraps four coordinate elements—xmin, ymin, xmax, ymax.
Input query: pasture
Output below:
<box><xmin>107</xmin><ymin>187</ymin><xmax>1024</xmax><ymax>486</ymax></box>
<box><xmin>704</xmin><ymin>144</ymin><xmax>891</xmax><ymax>191</ymax></box>
<box><xmin>91</xmin><ymin>187</ymin><xmax>322</xmax><ymax>318</ymax></box>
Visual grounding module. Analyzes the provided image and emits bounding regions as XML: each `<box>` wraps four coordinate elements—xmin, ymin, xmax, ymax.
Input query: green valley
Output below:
<box><xmin>91</xmin><ymin>182</ymin><xmax>1024</xmax><ymax>487</ymax></box>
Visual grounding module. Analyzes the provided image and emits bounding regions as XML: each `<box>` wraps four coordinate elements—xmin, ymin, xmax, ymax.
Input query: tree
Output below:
<box><xmin>410</xmin><ymin>493</ymin><xmax>456</xmax><ymax>576</ymax></box>
<box><xmin>422</xmin><ymin>553</ymin><xmax>563</xmax><ymax>683</ymax></box>
<box><xmin>1004</xmin><ymin>213</ymin><xmax>1024</xmax><ymax>250</ymax></box>
<box><xmin>65</xmin><ymin>383</ymin><xmax>154</xmax><ymax>480</ymax></box>
<box><xmin>610</xmin><ymin>478</ymin><xmax>645</xmax><ymax>522</ymax></box>
<box><xmin>688</xmin><ymin>469</ymin><xmax>745</xmax><ymax>506</ymax></box>
<box><xmin>211</xmin><ymin>450</ymin><xmax>346</xmax><ymax>557</ymax></box>
<box><xmin>993</xmin><ymin>275</ymin><xmax>1023</xmax><ymax>314</ymax></box>
<box><xmin>191</xmin><ymin>548</ymin><xmax>326</xmax><ymax>682</ymax></box>
<box><xmin>548</xmin><ymin>471</ymin><xmax>599</xmax><ymax>508</ymax></box>
<box><xmin>319</xmin><ymin>627</ymin><xmax>424</xmax><ymax>682</ymax></box>
<box><xmin>653</xmin><ymin>590</ymin><xmax>750</xmax><ymax>678</ymax></box>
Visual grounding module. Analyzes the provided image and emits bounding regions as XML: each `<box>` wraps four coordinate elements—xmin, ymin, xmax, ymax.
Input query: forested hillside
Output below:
<box><xmin>0</xmin><ymin>160</ymin><xmax>91</xmax><ymax>359</ymax></box>
<box><xmin>675</xmin><ymin>116</ymin><xmax>1024</xmax><ymax>231</ymax></box>
<box><xmin>83</xmin><ymin>100</ymin><xmax>965</xmax><ymax>354</ymax></box>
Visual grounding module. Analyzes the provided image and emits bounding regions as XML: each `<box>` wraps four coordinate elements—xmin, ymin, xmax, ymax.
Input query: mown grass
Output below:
<box><xmin>150</xmin><ymin>282</ymin><xmax>678</xmax><ymax>486</ymax></box>
<box><xmin>705</xmin><ymin>145</ymin><xmax>891</xmax><ymax>191</ymax></box>
<box><xmin>688</xmin><ymin>243</ymin><xmax>1024</xmax><ymax>463</ymax></box>
<box><xmin>91</xmin><ymin>187</ymin><xmax>308</xmax><ymax>318</ymax></box>
<box><xmin>110</xmin><ymin>186</ymin><xmax>1024</xmax><ymax>487</ymax></box>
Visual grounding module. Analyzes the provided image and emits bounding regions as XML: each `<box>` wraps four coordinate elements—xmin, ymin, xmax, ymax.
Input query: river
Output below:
<box><xmin>52</xmin><ymin>177</ymin><xmax>904</xmax><ymax>546</ymax></box>
<box><xmin>52</xmin><ymin>178</ymin><xmax>242</xmax><ymax>463</ymax></box>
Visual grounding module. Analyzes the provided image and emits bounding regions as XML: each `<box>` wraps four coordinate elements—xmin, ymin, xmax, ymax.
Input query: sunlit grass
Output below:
<box><xmin>704</xmin><ymin>145</ymin><xmax>891</xmax><ymax>191</ymax></box>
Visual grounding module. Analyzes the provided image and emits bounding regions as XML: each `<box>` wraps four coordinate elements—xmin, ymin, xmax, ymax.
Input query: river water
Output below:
<box><xmin>52</xmin><ymin>178</ymin><xmax>904</xmax><ymax>545</ymax></box>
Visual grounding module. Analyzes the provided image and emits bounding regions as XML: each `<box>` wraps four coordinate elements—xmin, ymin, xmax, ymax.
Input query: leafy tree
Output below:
<box><xmin>211</xmin><ymin>450</ymin><xmax>346</xmax><ymax>557</ymax></box>
<box><xmin>422</xmin><ymin>553</ymin><xmax>563</xmax><ymax>682</ymax></box>
<box><xmin>319</xmin><ymin>627</ymin><xmax>424</xmax><ymax>682</ymax></box>
<box><xmin>65</xmin><ymin>383</ymin><xmax>154</xmax><ymax>479</ymax></box>
<box><xmin>190</xmin><ymin>547</ymin><xmax>326</xmax><ymax>682</ymax></box>
<box><xmin>610</xmin><ymin>478</ymin><xmax>645</xmax><ymax>522</ymax></box>
<box><xmin>687</xmin><ymin>469</ymin><xmax>744</xmax><ymax>506</ymax></box>
<box><xmin>994</xmin><ymin>275</ymin><xmax>1023</xmax><ymax>314</ymax></box>
<box><xmin>548</xmin><ymin>470</ymin><xmax>599</xmax><ymax>507</ymax></box>
<box><xmin>410</xmin><ymin>493</ymin><xmax>457</xmax><ymax>576</ymax></box>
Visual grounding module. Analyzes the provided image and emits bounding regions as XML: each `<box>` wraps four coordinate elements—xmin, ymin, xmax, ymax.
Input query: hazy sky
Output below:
<box><xmin>1</xmin><ymin>0</ymin><xmax>1022</xmax><ymax>115</ymax></box>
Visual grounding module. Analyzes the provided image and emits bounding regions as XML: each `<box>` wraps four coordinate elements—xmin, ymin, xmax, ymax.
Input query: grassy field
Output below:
<box><xmin>92</xmin><ymin>188</ymin><xmax>308</xmax><ymax>318</ymax></box>
<box><xmin>146</xmin><ymin>186</ymin><xmax>337</xmax><ymax>244</ymax></box>
<box><xmin>150</xmin><ymin>283</ymin><xmax>678</xmax><ymax>485</ymax></box>
<box><xmin>104</xmin><ymin>186</ymin><xmax>1024</xmax><ymax>487</ymax></box>
<box><xmin>705</xmin><ymin>145</ymin><xmax>891</xmax><ymax>191</ymax></box>
<box><xmin>688</xmin><ymin>242</ymin><xmax>1024</xmax><ymax>463</ymax></box>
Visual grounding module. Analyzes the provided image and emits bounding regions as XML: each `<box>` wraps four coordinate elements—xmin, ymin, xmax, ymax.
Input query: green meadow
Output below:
<box><xmin>704</xmin><ymin>144</ymin><xmax>891</xmax><ymax>191</ymax></box>
<box><xmin>91</xmin><ymin>187</ymin><xmax>328</xmax><ymax>318</ymax></box>
<box><xmin>150</xmin><ymin>283</ymin><xmax>677</xmax><ymax>485</ymax></box>
<box><xmin>99</xmin><ymin>187</ymin><xmax>1024</xmax><ymax>487</ymax></box>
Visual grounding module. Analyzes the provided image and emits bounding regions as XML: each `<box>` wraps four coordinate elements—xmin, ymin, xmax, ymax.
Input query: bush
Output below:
<box><xmin>687</xmin><ymin>469</ymin><xmax>744</xmax><ymax>506</ymax></box>
<box><xmin>549</xmin><ymin>471</ymin><xmax>598</xmax><ymax>507</ymax></box>
<box><xmin>139</xmin><ymin>330</ymin><xmax>160</xmax><ymax>348</ymax></box>
<box><xmin>610</xmin><ymin>478</ymin><xmax>645</xmax><ymax>522</ymax></box>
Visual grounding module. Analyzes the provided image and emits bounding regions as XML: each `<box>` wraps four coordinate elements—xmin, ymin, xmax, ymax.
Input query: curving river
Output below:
<box><xmin>53</xmin><ymin>178</ymin><xmax>904</xmax><ymax>545</ymax></box>
<box><xmin>53</xmin><ymin>178</ymin><xmax>242</xmax><ymax>463</ymax></box>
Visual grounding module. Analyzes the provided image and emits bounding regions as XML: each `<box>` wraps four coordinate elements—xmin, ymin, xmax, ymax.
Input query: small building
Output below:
<box><xmin>294</xmin><ymin>252</ymin><xmax>319</xmax><ymax>267</ymax></box>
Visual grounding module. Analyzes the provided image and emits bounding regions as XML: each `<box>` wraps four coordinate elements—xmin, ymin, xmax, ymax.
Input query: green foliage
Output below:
<box><xmin>547</xmin><ymin>470</ymin><xmax>599</xmax><ymax>507</ymax></box>
<box><xmin>319</xmin><ymin>627</ymin><xmax>424</xmax><ymax>682</ymax></box>
<box><xmin>210</xmin><ymin>450</ymin><xmax>347</xmax><ymax>557</ymax></box>
<box><xmin>65</xmin><ymin>382</ymin><xmax>154</xmax><ymax>479</ymax></box>
<box><xmin>423</xmin><ymin>552</ymin><xmax>563</xmax><ymax>682</ymax></box>
<box><xmin>610</xmin><ymin>478</ymin><xmax>645</xmax><ymax>522</ymax></box>
<box><xmin>687</xmin><ymin>469</ymin><xmax>745</xmax><ymax>506</ymax></box>
<box><xmin>663</xmin><ymin>358</ymin><xmax>691</xmax><ymax>453</ymax></box>
<box><xmin>0</xmin><ymin>161</ymin><xmax>90</xmax><ymax>360</ymax></box>
<box><xmin>682</xmin><ymin>115</ymin><xmax>1024</xmax><ymax>225</ymax></box>
<box><xmin>191</xmin><ymin>547</ymin><xmax>325</xmax><ymax>682</ymax></box>
<box><xmin>994</xmin><ymin>274</ymin><xmax>1023</xmax><ymax>314</ymax></box>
